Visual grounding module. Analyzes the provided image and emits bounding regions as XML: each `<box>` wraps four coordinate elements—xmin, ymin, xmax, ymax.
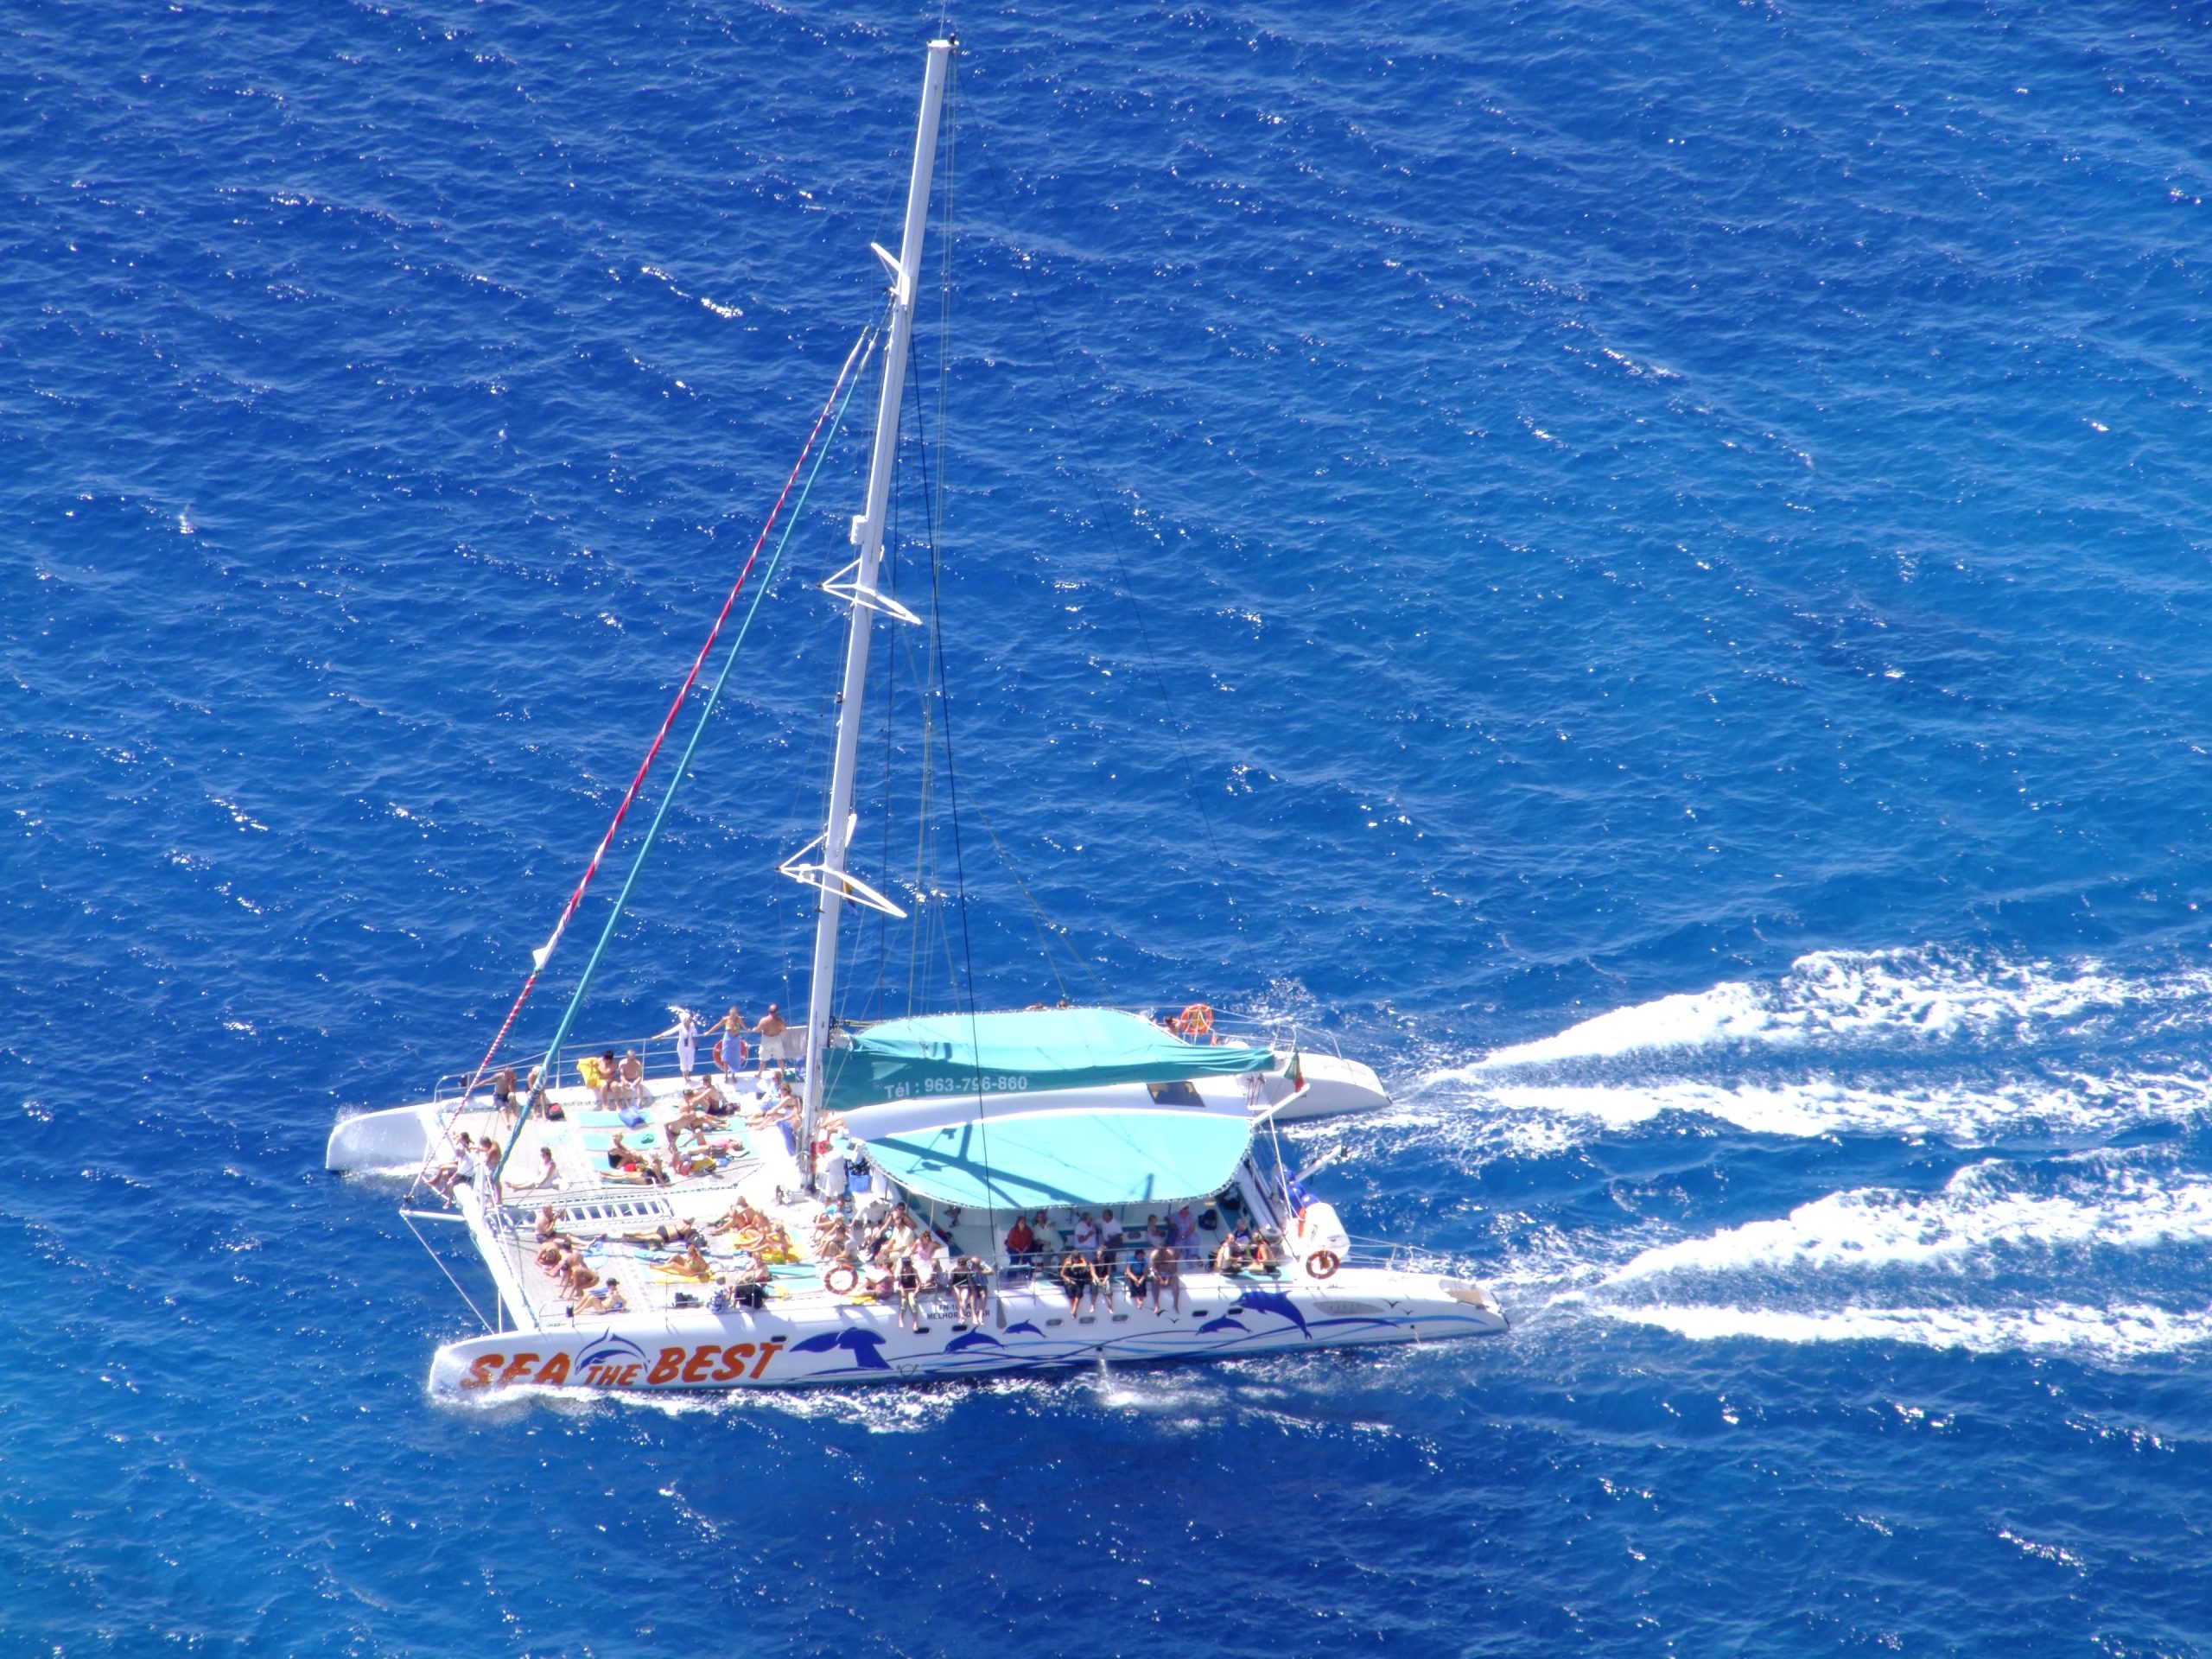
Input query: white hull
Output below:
<box><xmin>431</xmin><ymin>1265</ymin><xmax>1505</xmax><ymax>1395</ymax></box>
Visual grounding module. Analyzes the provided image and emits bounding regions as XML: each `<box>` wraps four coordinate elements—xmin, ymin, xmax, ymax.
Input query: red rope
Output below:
<box><xmin>448</xmin><ymin>327</ymin><xmax>875</xmax><ymax>1116</ymax></box>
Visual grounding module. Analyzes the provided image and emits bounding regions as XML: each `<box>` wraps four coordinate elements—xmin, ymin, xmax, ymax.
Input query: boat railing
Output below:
<box><xmin>425</xmin><ymin>1005</ymin><xmax>1338</xmax><ymax>1113</ymax></box>
<box><xmin>1125</xmin><ymin>1003</ymin><xmax>1345</xmax><ymax>1059</ymax></box>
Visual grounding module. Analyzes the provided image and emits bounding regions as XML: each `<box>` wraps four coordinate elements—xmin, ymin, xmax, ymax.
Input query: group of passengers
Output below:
<box><xmin>530</xmin><ymin>1207</ymin><xmax>629</xmax><ymax>1318</ymax></box>
<box><xmin>656</xmin><ymin>1003</ymin><xmax>800</xmax><ymax>1084</ymax></box>
<box><xmin>1025</xmin><ymin>1214</ymin><xmax>1185</xmax><ymax>1318</ymax></box>
<box><xmin>812</xmin><ymin>1197</ymin><xmax>992</xmax><ymax>1329</ymax></box>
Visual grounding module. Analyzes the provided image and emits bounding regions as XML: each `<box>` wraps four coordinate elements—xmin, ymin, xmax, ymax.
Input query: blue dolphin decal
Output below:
<box><xmin>790</xmin><ymin>1329</ymin><xmax>893</xmax><ymax>1370</ymax></box>
<box><xmin>1236</xmin><ymin>1290</ymin><xmax>1311</xmax><ymax>1338</ymax></box>
<box><xmin>1005</xmin><ymin>1320</ymin><xmax>1043</xmax><ymax>1338</ymax></box>
<box><xmin>577</xmin><ymin>1335</ymin><xmax>649</xmax><ymax>1371</ymax></box>
<box><xmin>1198</xmin><ymin>1315</ymin><xmax>1249</xmax><ymax>1333</ymax></box>
<box><xmin>945</xmin><ymin>1332</ymin><xmax>1001</xmax><ymax>1354</ymax></box>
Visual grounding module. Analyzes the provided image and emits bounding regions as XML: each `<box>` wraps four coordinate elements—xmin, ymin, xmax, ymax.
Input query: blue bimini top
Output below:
<box><xmin>857</xmin><ymin>1103</ymin><xmax>1255</xmax><ymax>1212</ymax></box>
<box><xmin>822</xmin><ymin>1007</ymin><xmax>1272</xmax><ymax>1116</ymax></box>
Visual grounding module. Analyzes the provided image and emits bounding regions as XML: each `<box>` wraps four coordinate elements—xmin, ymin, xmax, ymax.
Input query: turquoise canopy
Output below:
<box><xmin>858</xmin><ymin>1106</ymin><xmax>1254</xmax><ymax>1211</ymax></box>
<box><xmin>822</xmin><ymin>1007</ymin><xmax>1272</xmax><ymax>1116</ymax></box>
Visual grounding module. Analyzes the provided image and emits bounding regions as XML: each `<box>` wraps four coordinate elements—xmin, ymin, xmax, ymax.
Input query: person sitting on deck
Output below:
<box><xmin>1145</xmin><ymin>1213</ymin><xmax>1169</xmax><ymax>1254</ymax></box>
<box><xmin>509</xmin><ymin>1145</ymin><xmax>560</xmax><ymax>1193</ymax></box>
<box><xmin>717</xmin><ymin>1251</ymin><xmax>770</xmax><ymax>1310</ymax></box>
<box><xmin>560</xmin><ymin>1250</ymin><xmax>600</xmax><ymax>1300</ymax></box>
<box><xmin>664</xmin><ymin>1239</ymin><xmax>714</xmax><ymax>1281</ymax></box>
<box><xmin>574</xmin><ymin>1277</ymin><xmax>626</xmax><ymax>1317</ymax></box>
<box><xmin>603</xmin><ymin>1131</ymin><xmax>643</xmax><ymax>1174</ymax></box>
<box><xmin>760</xmin><ymin>1221</ymin><xmax>798</xmax><ymax>1265</ymax></box>
<box><xmin>1122</xmin><ymin>1243</ymin><xmax>1151</xmax><ymax>1309</ymax></box>
<box><xmin>950</xmin><ymin>1253</ymin><xmax>991</xmax><ymax>1324</ymax></box>
<box><xmin>537</xmin><ymin>1234</ymin><xmax>575</xmax><ymax>1274</ymax></box>
<box><xmin>1071</xmin><ymin>1211</ymin><xmax>1099</xmax><ymax>1252</ymax></box>
<box><xmin>490</xmin><ymin>1066</ymin><xmax>519</xmax><ymax>1123</ymax></box>
<box><xmin>912</xmin><ymin>1229</ymin><xmax>944</xmax><ymax>1290</ymax></box>
<box><xmin>893</xmin><ymin>1248</ymin><xmax>924</xmax><ymax>1330</ymax></box>
<box><xmin>714</xmin><ymin>1198</ymin><xmax>772</xmax><ymax>1241</ymax></box>
<box><xmin>1058</xmin><ymin>1248</ymin><xmax>1096</xmax><ymax>1318</ymax></box>
<box><xmin>533</xmin><ymin>1205</ymin><xmax>569</xmax><ymax>1247</ymax></box>
<box><xmin>1214</xmin><ymin>1226</ymin><xmax>1251</xmax><ymax>1276</ymax></box>
<box><xmin>616</xmin><ymin>1049</ymin><xmax>646</xmax><ymax>1108</ymax></box>
<box><xmin>1248</xmin><ymin>1227</ymin><xmax>1277</xmax><ymax>1274</ymax></box>
<box><xmin>1099</xmin><ymin>1211</ymin><xmax>1125</xmax><ymax>1251</ymax></box>
<box><xmin>1149</xmin><ymin>1240</ymin><xmax>1183</xmax><ymax>1313</ymax></box>
<box><xmin>526</xmin><ymin>1066</ymin><xmax>563</xmax><ymax>1122</ymax></box>
<box><xmin>584</xmin><ymin>1050</ymin><xmax>620</xmax><ymax>1110</ymax></box>
<box><xmin>1002</xmin><ymin>1212</ymin><xmax>1038</xmax><ymax>1268</ymax></box>
<box><xmin>476</xmin><ymin>1135</ymin><xmax>505</xmax><ymax>1206</ymax></box>
<box><xmin>1091</xmin><ymin>1241</ymin><xmax>1119</xmax><ymax>1314</ymax></box>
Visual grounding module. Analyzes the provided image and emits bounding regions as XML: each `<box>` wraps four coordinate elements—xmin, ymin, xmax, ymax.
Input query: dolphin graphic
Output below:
<box><xmin>1198</xmin><ymin>1315</ymin><xmax>1249</xmax><ymax>1334</ymax></box>
<box><xmin>1235</xmin><ymin>1289</ymin><xmax>1311</xmax><ymax>1338</ymax></box>
<box><xmin>1004</xmin><ymin>1320</ymin><xmax>1044</xmax><ymax>1338</ymax></box>
<box><xmin>790</xmin><ymin>1328</ymin><xmax>893</xmax><ymax>1370</ymax></box>
<box><xmin>945</xmin><ymin>1332</ymin><xmax>1001</xmax><ymax>1354</ymax></box>
<box><xmin>577</xmin><ymin>1335</ymin><xmax>649</xmax><ymax>1371</ymax></box>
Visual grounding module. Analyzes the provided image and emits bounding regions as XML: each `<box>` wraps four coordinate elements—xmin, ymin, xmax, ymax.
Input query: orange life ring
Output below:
<box><xmin>1306</xmin><ymin>1249</ymin><xmax>1341</xmax><ymax>1280</ymax></box>
<box><xmin>823</xmin><ymin>1262</ymin><xmax>859</xmax><ymax>1296</ymax></box>
<box><xmin>1179</xmin><ymin>1001</ymin><xmax>1215</xmax><ymax>1038</ymax></box>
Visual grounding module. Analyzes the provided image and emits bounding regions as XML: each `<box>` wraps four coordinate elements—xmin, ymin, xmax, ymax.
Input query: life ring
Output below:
<box><xmin>1306</xmin><ymin>1249</ymin><xmax>1341</xmax><ymax>1280</ymax></box>
<box><xmin>823</xmin><ymin>1262</ymin><xmax>859</xmax><ymax>1296</ymax></box>
<box><xmin>1179</xmin><ymin>1001</ymin><xmax>1215</xmax><ymax>1038</ymax></box>
<box><xmin>733</xmin><ymin>1224</ymin><xmax>768</xmax><ymax>1249</ymax></box>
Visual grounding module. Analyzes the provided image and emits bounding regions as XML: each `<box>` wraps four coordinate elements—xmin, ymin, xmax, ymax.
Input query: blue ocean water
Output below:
<box><xmin>7</xmin><ymin>0</ymin><xmax>2212</xmax><ymax>1650</ymax></box>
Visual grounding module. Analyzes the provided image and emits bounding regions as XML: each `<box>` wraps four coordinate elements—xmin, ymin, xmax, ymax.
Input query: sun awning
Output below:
<box><xmin>823</xmin><ymin>1007</ymin><xmax>1273</xmax><ymax>1116</ymax></box>
<box><xmin>856</xmin><ymin>1105</ymin><xmax>1255</xmax><ymax>1211</ymax></box>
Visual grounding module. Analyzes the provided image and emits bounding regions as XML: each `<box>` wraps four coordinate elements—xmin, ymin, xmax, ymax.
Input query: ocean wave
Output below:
<box><xmin>1601</xmin><ymin>1300</ymin><xmax>2212</xmax><ymax>1362</ymax></box>
<box><xmin>1462</xmin><ymin>948</ymin><xmax>2212</xmax><ymax>1071</ymax></box>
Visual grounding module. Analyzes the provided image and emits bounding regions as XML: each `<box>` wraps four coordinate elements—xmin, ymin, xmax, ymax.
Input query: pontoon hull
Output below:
<box><xmin>429</xmin><ymin>1268</ymin><xmax>1505</xmax><ymax>1395</ymax></box>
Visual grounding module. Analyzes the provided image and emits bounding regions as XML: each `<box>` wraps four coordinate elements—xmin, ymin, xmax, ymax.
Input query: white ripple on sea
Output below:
<box><xmin>1601</xmin><ymin>1301</ymin><xmax>2212</xmax><ymax>1361</ymax></box>
<box><xmin>1455</xmin><ymin>947</ymin><xmax>2212</xmax><ymax>1072</ymax></box>
<box><xmin>1608</xmin><ymin>1158</ymin><xmax>2212</xmax><ymax>1282</ymax></box>
<box><xmin>1569</xmin><ymin>1157</ymin><xmax>2212</xmax><ymax>1362</ymax></box>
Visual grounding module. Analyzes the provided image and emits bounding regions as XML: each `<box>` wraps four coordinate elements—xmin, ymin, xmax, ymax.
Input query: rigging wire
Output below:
<box><xmin>495</xmin><ymin>318</ymin><xmax>884</xmax><ymax>1178</ymax></box>
<box><xmin>432</xmin><ymin>330</ymin><xmax>878</xmax><ymax>1160</ymax></box>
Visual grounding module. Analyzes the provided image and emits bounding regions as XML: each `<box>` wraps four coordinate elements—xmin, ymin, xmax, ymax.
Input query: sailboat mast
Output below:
<box><xmin>798</xmin><ymin>38</ymin><xmax>954</xmax><ymax>1173</ymax></box>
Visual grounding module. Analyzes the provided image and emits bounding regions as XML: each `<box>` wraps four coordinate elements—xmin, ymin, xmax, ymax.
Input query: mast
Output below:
<box><xmin>794</xmin><ymin>39</ymin><xmax>954</xmax><ymax>1178</ymax></box>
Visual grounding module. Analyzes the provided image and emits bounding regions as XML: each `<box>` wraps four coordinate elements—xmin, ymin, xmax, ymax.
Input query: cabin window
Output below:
<box><xmin>1146</xmin><ymin>1080</ymin><xmax>1202</xmax><ymax>1106</ymax></box>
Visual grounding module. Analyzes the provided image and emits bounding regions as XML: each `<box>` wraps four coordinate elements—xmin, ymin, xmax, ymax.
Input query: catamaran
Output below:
<box><xmin>325</xmin><ymin>38</ymin><xmax>1507</xmax><ymax>1395</ymax></box>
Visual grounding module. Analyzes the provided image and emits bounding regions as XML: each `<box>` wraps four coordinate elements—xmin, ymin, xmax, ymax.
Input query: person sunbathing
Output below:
<box><xmin>760</xmin><ymin>1223</ymin><xmax>798</xmax><ymax>1264</ymax></box>
<box><xmin>664</xmin><ymin>1240</ymin><xmax>713</xmax><ymax>1280</ymax></box>
<box><xmin>608</xmin><ymin>1220</ymin><xmax>694</xmax><ymax>1249</ymax></box>
<box><xmin>574</xmin><ymin>1277</ymin><xmax>626</xmax><ymax>1316</ymax></box>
